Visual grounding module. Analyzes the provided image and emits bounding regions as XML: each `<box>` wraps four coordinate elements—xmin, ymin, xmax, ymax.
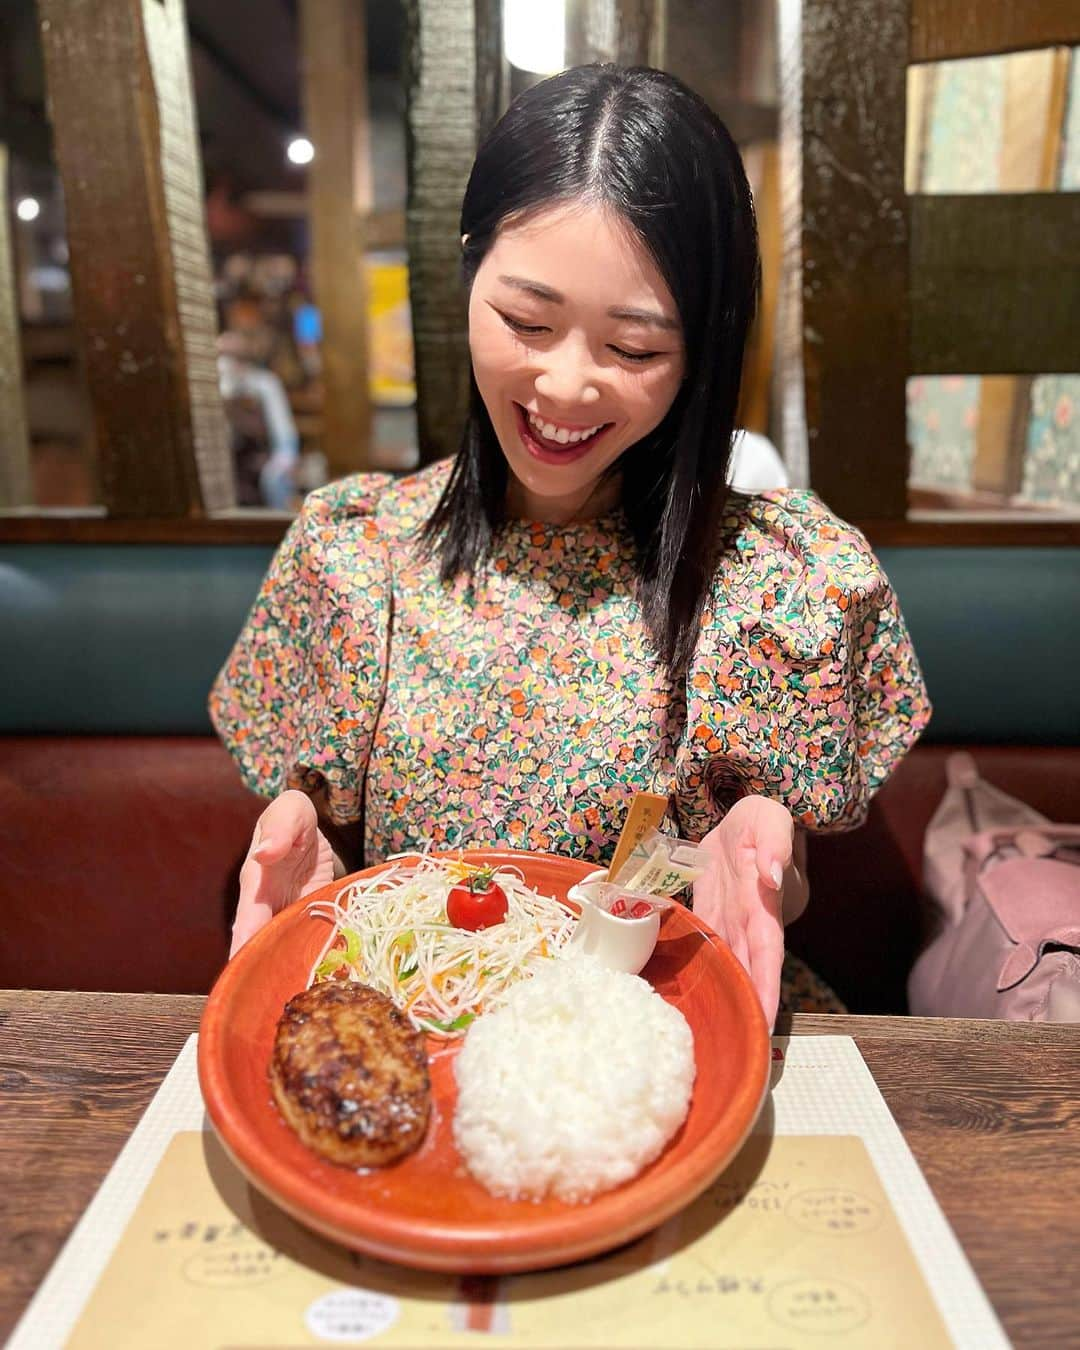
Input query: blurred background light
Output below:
<box><xmin>503</xmin><ymin>0</ymin><xmax>565</xmax><ymax>75</ymax></box>
<box><xmin>286</xmin><ymin>136</ymin><xmax>315</xmax><ymax>166</ymax></box>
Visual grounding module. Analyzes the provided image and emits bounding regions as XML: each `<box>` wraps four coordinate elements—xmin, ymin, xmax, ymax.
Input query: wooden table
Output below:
<box><xmin>1</xmin><ymin>992</ymin><xmax>1077</xmax><ymax>1348</ymax></box>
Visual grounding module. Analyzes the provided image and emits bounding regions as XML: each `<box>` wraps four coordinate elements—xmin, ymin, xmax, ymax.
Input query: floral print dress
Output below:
<box><xmin>210</xmin><ymin>459</ymin><xmax>931</xmax><ymax>1013</ymax></box>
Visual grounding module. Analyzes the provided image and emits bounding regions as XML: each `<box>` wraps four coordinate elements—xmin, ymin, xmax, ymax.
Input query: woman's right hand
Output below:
<box><xmin>231</xmin><ymin>789</ymin><xmax>339</xmax><ymax>956</ymax></box>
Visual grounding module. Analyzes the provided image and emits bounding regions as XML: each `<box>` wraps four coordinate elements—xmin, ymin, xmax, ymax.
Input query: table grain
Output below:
<box><xmin>1</xmin><ymin>992</ymin><xmax>1077</xmax><ymax>1347</ymax></box>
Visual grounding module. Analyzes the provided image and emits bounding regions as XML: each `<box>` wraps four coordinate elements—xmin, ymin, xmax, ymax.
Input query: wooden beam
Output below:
<box><xmin>38</xmin><ymin>0</ymin><xmax>233</xmax><ymax>517</ymax></box>
<box><xmin>910</xmin><ymin>194</ymin><xmax>1080</xmax><ymax>374</ymax></box>
<box><xmin>0</xmin><ymin>511</ymin><xmax>291</xmax><ymax>545</ymax></box>
<box><xmin>404</xmin><ymin>0</ymin><xmax>489</xmax><ymax>468</ymax></box>
<box><xmin>911</xmin><ymin>0</ymin><xmax>1080</xmax><ymax>64</ymax></box>
<box><xmin>801</xmin><ymin>0</ymin><xmax>910</xmax><ymax>520</ymax></box>
<box><xmin>301</xmin><ymin>0</ymin><xmax>373</xmax><ymax>480</ymax></box>
<box><xmin>856</xmin><ymin>515</ymin><xmax>1080</xmax><ymax>547</ymax></box>
<box><xmin>4</xmin><ymin>509</ymin><xmax>1079</xmax><ymax>548</ymax></box>
<box><xmin>0</xmin><ymin>143</ymin><xmax>32</xmax><ymax>508</ymax></box>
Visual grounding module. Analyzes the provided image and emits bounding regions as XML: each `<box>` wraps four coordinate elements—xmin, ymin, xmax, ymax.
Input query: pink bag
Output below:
<box><xmin>908</xmin><ymin>752</ymin><xmax>1080</xmax><ymax>1021</ymax></box>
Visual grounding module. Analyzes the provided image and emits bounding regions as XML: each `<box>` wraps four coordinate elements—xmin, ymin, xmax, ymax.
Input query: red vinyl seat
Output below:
<box><xmin>2</xmin><ymin>737</ymin><xmax>1078</xmax><ymax>1007</ymax></box>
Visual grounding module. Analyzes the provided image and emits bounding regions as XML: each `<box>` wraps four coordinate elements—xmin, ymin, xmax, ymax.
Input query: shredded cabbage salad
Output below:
<box><xmin>306</xmin><ymin>853</ymin><xmax>578</xmax><ymax>1038</ymax></box>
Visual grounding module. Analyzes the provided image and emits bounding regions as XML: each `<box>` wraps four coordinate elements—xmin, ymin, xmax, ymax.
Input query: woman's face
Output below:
<box><xmin>468</xmin><ymin>201</ymin><xmax>686</xmax><ymax>522</ymax></box>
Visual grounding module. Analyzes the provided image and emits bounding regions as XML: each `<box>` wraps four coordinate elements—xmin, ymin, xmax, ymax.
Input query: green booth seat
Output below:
<box><xmin>1</xmin><ymin>544</ymin><xmax>1078</xmax><ymax>742</ymax></box>
<box><xmin>0</xmin><ymin>546</ymin><xmax>275</xmax><ymax>735</ymax></box>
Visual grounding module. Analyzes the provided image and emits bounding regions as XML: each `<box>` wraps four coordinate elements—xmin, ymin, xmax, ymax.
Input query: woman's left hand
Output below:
<box><xmin>693</xmin><ymin>795</ymin><xmax>795</xmax><ymax>1030</ymax></box>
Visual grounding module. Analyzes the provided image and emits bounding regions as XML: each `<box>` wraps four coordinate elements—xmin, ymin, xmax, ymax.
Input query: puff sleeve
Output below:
<box><xmin>209</xmin><ymin>473</ymin><xmax>394</xmax><ymax>824</ymax></box>
<box><xmin>675</xmin><ymin>490</ymin><xmax>931</xmax><ymax>837</ymax></box>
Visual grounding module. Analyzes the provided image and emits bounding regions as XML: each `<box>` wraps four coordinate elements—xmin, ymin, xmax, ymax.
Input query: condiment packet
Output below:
<box><xmin>589</xmin><ymin>881</ymin><xmax>674</xmax><ymax>919</ymax></box>
<box><xmin>609</xmin><ymin>828</ymin><xmax>712</xmax><ymax>898</ymax></box>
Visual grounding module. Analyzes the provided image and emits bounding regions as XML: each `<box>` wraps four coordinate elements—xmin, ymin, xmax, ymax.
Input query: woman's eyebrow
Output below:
<box><xmin>497</xmin><ymin>275</ymin><xmax>562</xmax><ymax>302</ymax></box>
<box><xmin>607</xmin><ymin>306</ymin><xmax>680</xmax><ymax>332</ymax></box>
<box><xmin>496</xmin><ymin>276</ymin><xmax>678</xmax><ymax>331</ymax></box>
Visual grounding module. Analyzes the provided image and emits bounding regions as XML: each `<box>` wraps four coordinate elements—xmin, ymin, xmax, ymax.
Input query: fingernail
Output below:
<box><xmin>770</xmin><ymin>861</ymin><xmax>784</xmax><ymax>890</ymax></box>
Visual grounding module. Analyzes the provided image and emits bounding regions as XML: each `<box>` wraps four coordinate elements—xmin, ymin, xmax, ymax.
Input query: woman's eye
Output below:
<box><xmin>499</xmin><ymin>312</ymin><xmax>548</xmax><ymax>336</ymax></box>
<box><xmin>609</xmin><ymin>345</ymin><xmax>661</xmax><ymax>364</ymax></box>
<box><xmin>495</xmin><ymin>309</ymin><xmax>662</xmax><ymax>362</ymax></box>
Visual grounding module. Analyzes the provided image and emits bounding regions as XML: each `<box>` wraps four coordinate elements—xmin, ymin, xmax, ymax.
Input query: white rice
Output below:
<box><xmin>452</xmin><ymin>954</ymin><xmax>696</xmax><ymax>1203</ymax></box>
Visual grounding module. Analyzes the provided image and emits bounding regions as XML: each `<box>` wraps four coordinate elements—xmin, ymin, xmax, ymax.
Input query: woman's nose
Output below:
<box><xmin>533</xmin><ymin>340</ymin><xmax>602</xmax><ymax>407</ymax></box>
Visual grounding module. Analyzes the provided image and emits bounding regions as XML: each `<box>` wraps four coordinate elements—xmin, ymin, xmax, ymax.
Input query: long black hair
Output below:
<box><xmin>421</xmin><ymin>64</ymin><xmax>759</xmax><ymax>679</ymax></box>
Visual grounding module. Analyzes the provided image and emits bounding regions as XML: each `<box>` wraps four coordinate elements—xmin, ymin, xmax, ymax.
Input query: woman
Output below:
<box><xmin>211</xmin><ymin>65</ymin><xmax>930</xmax><ymax>1026</ymax></box>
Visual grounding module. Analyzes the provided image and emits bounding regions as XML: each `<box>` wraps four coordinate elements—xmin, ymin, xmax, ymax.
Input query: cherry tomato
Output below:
<box><xmin>446</xmin><ymin>868</ymin><xmax>508</xmax><ymax>931</ymax></box>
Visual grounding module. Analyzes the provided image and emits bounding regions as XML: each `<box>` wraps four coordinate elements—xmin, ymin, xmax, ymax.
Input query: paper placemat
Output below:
<box><xmin>8</xmin><ymin>1037</ymin><xmax>1010</xmax><ymax>1350</ymax></box>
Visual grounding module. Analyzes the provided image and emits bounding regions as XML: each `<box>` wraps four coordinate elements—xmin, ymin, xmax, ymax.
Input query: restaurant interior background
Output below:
<box><xmin>1</xmin><ymin>0</ymin><xmax>1078</xmax><ymax>1012</ymax></box>
<box><xmin>3</xmin><ymin>0</ymin><xmax>1079</xmax><ymax>521</ymax></box>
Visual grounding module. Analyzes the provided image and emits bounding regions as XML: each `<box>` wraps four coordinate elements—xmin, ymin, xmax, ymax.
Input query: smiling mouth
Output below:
<box><xmin>513</xmin><ymin>404</ymin><xmax>614</xmax><ymax>464</ymax></box>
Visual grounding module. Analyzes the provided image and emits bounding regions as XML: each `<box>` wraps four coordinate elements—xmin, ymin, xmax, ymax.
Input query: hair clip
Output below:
<box><xmin>460</xmin><ymin>233</ymin><xmax>470</xmax><ymax>248</ymax></box>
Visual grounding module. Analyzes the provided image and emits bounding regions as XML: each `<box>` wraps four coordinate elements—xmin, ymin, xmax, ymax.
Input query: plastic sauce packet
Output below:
<box><xmin>590</xmin><ymin>881</ymin><xmax>674</xmax><ymax>918</ymax></box>
<box><xmin>610</xmin><ymin>828</ymin><xmax>712</xmax><ymax>897</ymax></box>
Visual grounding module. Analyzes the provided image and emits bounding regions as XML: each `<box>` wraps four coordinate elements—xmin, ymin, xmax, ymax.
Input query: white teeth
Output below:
<box><xmin>526</xmin><ymin>410</ymin><xmax>604</xmax><ymax>446</ymax></box>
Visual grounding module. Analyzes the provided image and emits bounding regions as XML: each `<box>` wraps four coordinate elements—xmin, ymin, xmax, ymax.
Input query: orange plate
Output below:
<box><xmin>198</xmin><ymin>849</ymin><xmax>770</xmax><ymax>1274</ymax></box>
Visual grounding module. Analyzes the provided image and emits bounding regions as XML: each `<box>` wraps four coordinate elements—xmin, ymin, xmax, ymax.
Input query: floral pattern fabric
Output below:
<box><xmin>210</xmin><ymin>459</ymin><xmax>931</xmax><ymax>1013</ymax></box>
<box><xmin>907</xmin><ymin>375</ymin><xmax>979</xmax><ymax>492</ymax></box>
<box><xmin>1023</xmin><ymin>377</ymin><xmax>1080</xmax><ymax>508</ymax></box>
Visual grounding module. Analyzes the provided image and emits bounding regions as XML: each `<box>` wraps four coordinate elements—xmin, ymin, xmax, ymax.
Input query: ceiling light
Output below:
<box><xmin>286</xmin><ymin>136</ymin><xmax>315</xmax><ymax>166</ymax></box>
<box><xmin>504</xmin><ymin>0</ymin><xmax>565</xmax><ymax>75</ymax></box>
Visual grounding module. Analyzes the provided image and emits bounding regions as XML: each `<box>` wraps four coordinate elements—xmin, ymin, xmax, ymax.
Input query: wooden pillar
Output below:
<box><xmin>664</xmin><ymin>1</ymin><xmax>746</xmax><ymax>124</ymax></box>
<box><xmin>474</xmin><ymin>0</ymin><xmax>508</xmax><ymax>145</ymax></box>
<box><xmin>300</xmin><ymin>0</ymin><xmax>373</xmax><ymax>480</ymax></box>
<box><xmin>800</xmin><ymin>0</ymin><xmax>910</xmax><ymax>520</ymax></box>
<box><xmin>738</xmin><ymin>141</ymin><xmax>780</xmax><ymax>435</ymax></box>
<box><xmin>971</xmin><ymin>46</ymin><xmax>1071</xmax><ymax>498</ymax></box>
<box><xmin>38</xmin><ymin>0</ymin><xmax>233</xmax><ymax>516</ymax></box>
<box><xmin>405</xmin><ymin>0</ymin><xmax>502</xmax><ymax>468</ymax></box>
<box><xmin>566</xmin><ymin>0</ymin><xmax>662</xmax><ymax>66</ymax></box>
<box><xmin>775</xmin><ymin>0</ymin><xmax>809</xmax><ymax>486</ymax></box>
<box><xmin>0</xmin><ymin>144</ymin><xmax>32</xmax><ymax>508</ymax></box>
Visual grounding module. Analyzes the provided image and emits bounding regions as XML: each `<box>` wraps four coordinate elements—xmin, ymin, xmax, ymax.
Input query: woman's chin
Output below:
<box><xmin>503</xmin><ymin>455</ymin><xmax>621</xmax><ymax>522</ymax></box>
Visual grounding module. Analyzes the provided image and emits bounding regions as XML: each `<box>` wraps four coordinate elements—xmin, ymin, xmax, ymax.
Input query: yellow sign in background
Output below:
<box><xmin>366</xmin><ymin>259</ymin><xmax>414</xmax><ymax>406</ymax></box>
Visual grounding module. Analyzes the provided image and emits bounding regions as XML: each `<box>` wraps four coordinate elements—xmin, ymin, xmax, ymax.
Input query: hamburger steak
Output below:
<box><xmin>269</xmin><ymin>981</ymin><xmax>431</xmax><ymax>1167</ymax></box>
